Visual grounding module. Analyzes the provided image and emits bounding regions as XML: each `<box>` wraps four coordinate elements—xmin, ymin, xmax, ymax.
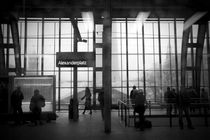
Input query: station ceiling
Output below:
<box><xmin>0</xmin><ymin>0</ymin><xmax>210</xmax><ymax>19</ymax></box>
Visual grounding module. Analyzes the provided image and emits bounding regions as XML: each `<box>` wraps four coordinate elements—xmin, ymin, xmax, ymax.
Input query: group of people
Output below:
<box><xmin>129</xmin><ymin>85</ymin><xmax>210</xmax><ymax>130</ymax></box>
<box><xmin>164</xmin><ymin>86</ymin><xmax>209</xmax><ymax>129</ymax></box>
<box><xmin>11</xmin><ymin>86</ymin><xmax>45</xmax><ymax>126</ymax></box>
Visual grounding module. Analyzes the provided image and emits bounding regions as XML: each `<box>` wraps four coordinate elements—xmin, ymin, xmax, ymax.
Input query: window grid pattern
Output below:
<box><xmin>3</xmin><ymin>18</ymin><xmax>209</xmax><ymax>109</ymax></box>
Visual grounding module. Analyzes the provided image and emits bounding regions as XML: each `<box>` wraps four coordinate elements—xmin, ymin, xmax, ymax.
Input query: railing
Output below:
<box><xmin>118</xmin><ymin>99</ymin><xmax>129</xmax><ymax>127</ymax></box>
<box><xmin>118</xmin><ymin>98</ymin><xmax>210</xmax><ymax>127</ymax></box>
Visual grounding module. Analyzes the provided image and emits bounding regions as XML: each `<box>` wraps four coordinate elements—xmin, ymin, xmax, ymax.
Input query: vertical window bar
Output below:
<box><xmin>136</xmin><ymin>26</ymin><xmax>140</xmax><ymax>88</ymax></box>
<box><xmin>54</xmin><ymin>22</ymin><xmax>56</xmax><ymax>74</ymax></box>
<box><xmin>6</xmin><ymin>25</ymin><xmax>9</xmax><ymax>72</ymax></box>
<box><xmin>120</xmin><ymin>22</ymin><xmax>123</xmax><ymax>100</ymax></box>
<box><xmin>142</xmin><ymin>23</ymin><xmax>146</xmax><ymax>97</ymax></box>
<box><xmin>168</xmin><ymin>23</ymin><xmax>173</xmax><ymax>87</ymax></box>
<box><xmin>174</xmin><ymin>19</ymin><xmax>179</xmax><ymax>92</ymax></box>
<box><xmin>126</xmin><ymin>18</ymin><xmax>129</xmax><ymax>99</ymax></box>
<box><xmin>158</xmin><ymin>18</ymin><xmax>163</xmax><ymax>102</ymax></box>
<box><xmin>206</xmin><ymin>23</ymin><xmax>210</xmax><ymax>96</ymax></box>
<box><xmin>190</xmin><ymin>27</ymin><xmax>195</xmax><ymax>87</ymax></box>
<box><xmin>58</xmin><ymin>18</ymin><xmax>61</xmax><ymax>111</ymax></box>
<box><xmin>36</xmin><ymin>22</ymin><xmax>39</xmax><ymax>75</ymax></box>
<box><xmin>24</xmin><ymin>18</ymin><xmax>27</xmax><ymax>75</ymax></box>
<box><xmin>87</xmin><ymin>27</ymin><xmax>90</xmax><ymax>88</ymax></box>
<box><xmin>41</xmin><ymin>18</ymin><xmax>44</xmax><ymax>75</ymax></box>
<box><xmin>152</xmin><ymin>22</ymin><xmax>157</xmax><ymax>102</ymax></box>
<box><xmin>70</xmin><ymin>20</ymin><xmax>73</xmax><ymax>97</ymax></box>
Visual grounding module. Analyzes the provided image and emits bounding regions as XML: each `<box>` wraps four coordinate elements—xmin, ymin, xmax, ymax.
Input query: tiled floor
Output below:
<box><xmin>1</xmin><ymin>110</ymin><xmax>210</xmax><ymax>140</ymax></box>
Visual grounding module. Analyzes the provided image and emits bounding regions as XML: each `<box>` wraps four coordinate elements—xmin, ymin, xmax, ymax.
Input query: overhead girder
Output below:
<box><xmin>1</xmin><ymin>0</ymin><xmax>210</xmax><ymax>19</ymax></box>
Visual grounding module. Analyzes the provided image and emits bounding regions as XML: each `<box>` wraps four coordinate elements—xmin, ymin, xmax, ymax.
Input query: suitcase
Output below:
<box><xmin>134</xmin><ymin>120</ymin><xmax>152</xmax><ymax>128</ymax></box>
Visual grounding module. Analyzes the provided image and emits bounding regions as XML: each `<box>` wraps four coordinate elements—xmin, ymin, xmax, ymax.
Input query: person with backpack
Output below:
<box><xmin>30</xmin><ymin>89</ymin><xmax>45</xmax><ymax>125</ymax></box>
<box><xmin>134</xmin><ymin>89</ymin><xmax>146</xmax><ymax>131</ymax></box>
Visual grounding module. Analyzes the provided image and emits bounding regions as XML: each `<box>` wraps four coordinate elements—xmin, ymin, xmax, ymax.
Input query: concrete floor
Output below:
<box><xmin>1</xmin><ymin>110</ymin><xmax>210</xmax><ymax>140</ymax></box>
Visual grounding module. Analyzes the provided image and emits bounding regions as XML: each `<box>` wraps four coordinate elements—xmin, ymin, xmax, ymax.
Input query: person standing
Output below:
<box><xmin>11</xmin><ymin>86</ymin><xmax>24</xmax><ymax>125</ymax></box>
<box><xmin>130</xmin><ymin>85</ymin><xmax>138</xmax><ymax>107</ymax></box>
<box><xmin>134</xmin><ymin>89</ymin><xmax>146</xmax><ymax>131</ymax></box>
<box><xmin>30</xmin><ymin>89</ymin><xmax>45</xmax><ymax>125</ymax></box>
<box><xmin>201</xmin><ymin>88</ymin><xmax>208</xmax><ymax>103</ymax></box>
<box><xmin>81</xmin><ymin>87</ymin><xmax>92</xmax><ymax>114</ymax></box>
<box><xmin>177</xmin><ymin>87</ymin><xmax>194</xmax><ymax>129</ymax></box>
<box><xmin>164</xmin><ymin>87</ymin><xmax>173</xmax><ymax>116</ymax></box>
<box><xmin>171</xmin><ymin>88</ymin><xmax>178</xmax><ymax>114</ymax></box>
<box><xmin>98</xmin><ymin>88</ymin><xmax>104</xmax><ymax>120</ymax></box>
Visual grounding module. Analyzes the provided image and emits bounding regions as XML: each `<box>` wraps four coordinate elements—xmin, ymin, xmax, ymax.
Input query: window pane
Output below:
<box><xmin>128</xmin><ymin>55</ymin><xmax>138</xmax><ymax>70</ymax></box>
<box><xmin>129</xmin><ymin>71</ymin><xmax>138</xmax><ymax>86</ymax></box>
<box><xmin>26</xmin><ymin>55</ymin><xmax>41</xmax><ymax>71</ymax></box>
<box><xmin>112</xmin><ymin>71</ymin><xmax>121</xmax><ymax>87</ymax></box>
<box><xmin>128</xmin><ymin>39</ymin><xmax>137</xmax><ymax>54</ymax></box>
<box><xmin>61</xmin><ymin>39</ymin><xmax>72</xmax><ymax>52</ymax></box>
<box><xmin>27</xmin><ymin>39</ymin><xmax>41</xmax><ymax>54</ymax></box>
<box><xmin>145</xmin><ymin>55</ymin><xmax>154</xmax><ymax>70</ymax></box>
<box><xmin>60</xmin><ymin>72</ymin><xmax>71</xmax><ymax>87</ymax></box>
<box><xmin>96</xmin><ymin>55</ymin><xmax>102</xmax><ymax>67</ymax></box>
<box><xmin>112</xmin><ymin>88</ymin><xmax>123</xmax><ymax>104</ymax></box>
<box><xmin>112</xmin><ymin>55</ymin><xmax>121</xmax><ymax>70</ymax></box>
<box><xmin>44</xmin><ymin>22</ymin><xmax>55</xmax><ymax>38</ymax></box>
<box><xmin>96</xmin><ymin>72</ymin><xmax>102</xmax><ymax>87</ymax></box>
<box><xmin>112</xmin><ymin>39</ymin><xmax>121</xmax><ymax>54</ymax></box>
<box><xmin>146</xmin><ymin>71</ymin><xmax>155</xmax><ymax>86</ymax></box>
<box><xmin>145</xmin><ymin>39</ymin><xmax>154</xmax><ymax>53</ymax></box>
<box><xmin>44</xmin><ymin>39</ymin><xmax>56</xmax><ymax>54</ymax></box>
<box><xmin>44</xmin><ymin>55</ymin><xmax>55</xmax><ymax>70</ymax></box>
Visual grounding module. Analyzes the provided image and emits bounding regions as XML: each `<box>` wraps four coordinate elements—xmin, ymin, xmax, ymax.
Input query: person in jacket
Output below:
<box><xmin>134</xmin><ymin>89</ymin><xmax>146</xmax><ymax>131</ymax></box>
<box><xmin>11</xmin><ymin>86</ymin><xmax>24</xmax><ymax>125</ymax></box>
<box><xmin>30</xmin><ymin>89</ymin><xmax>45</xmax><ymax>125</ymax></box>
<box><xmin>81</xmin><ymin>87</ymin><xmax>92</xmax><ymax>114</ymax></box>
<box><xmin>177</xmin><ymin>87</ymin><xmax>194</xmax><ymax>129</ymax></box>
<box><xmin>98</xmin><ymin>88</ymin><xmax>104</xmax><ymax>120</ymax></box>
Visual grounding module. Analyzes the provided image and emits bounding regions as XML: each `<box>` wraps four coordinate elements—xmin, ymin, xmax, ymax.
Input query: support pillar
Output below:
<box><xmin>103</xmin><ymin>0</ymin><xmax>112</xmax><ymax>133</ymax></box>
<box><xmin>11</xmin><ymin>20</ymin><xmax>22</xmax><ymax>76</ymax></box>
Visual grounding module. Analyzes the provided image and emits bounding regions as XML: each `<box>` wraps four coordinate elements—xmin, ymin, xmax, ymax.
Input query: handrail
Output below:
<box><xmin>118</xmin><ymin>98</ymin><xmax>210</xmax><ymax>127</ymax></box>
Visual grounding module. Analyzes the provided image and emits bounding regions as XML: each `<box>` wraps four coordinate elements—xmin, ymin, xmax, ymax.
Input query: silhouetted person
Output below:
<box><xmin>189</xmin><ymin>87</ymin><xmax>199</xmax><ymax>112</ymax></box>
<box><xmin>134</xmin><ymin>89</ymin><xmax>146</xmax><ymax>131</ymax></box>
<box><xmin>201</xmin><ymin>88</ymin><xmax>208</xmax><ymax>103</ymax></box>
<box><xmin>30</xmin><ymin>89</ymin><xmax>45</xmax><ymax>125</ymax></box>
<box><xmin>164</xmin><ymin>87</ymin><xmax>174</xmax><ymax>115</ymax></box>
<box><xmin>0</xmin><ymin>82</ymin><xmax>8</xmax><ymax>113</ymax></box>
<box><xmin>164</xmin><ymin>87</ymin><xmax>172</xmax><ymax>115</ymax></box>
<box><xmin>130</xmin><ymin>85</ymin><xmax>137</xmax><ymax>107</ymax></box>
<box><xmin>130</xmin><ymin>85</ymin><xmax>137</xmax><ymax>99</ymax></box>
<box><xmin>81</xmin><ymin>87</ymin><xmax>92</xmax><ymax>114</ymax></box>
<box><xmin>98</xmin><ymin>88</ymin><xmax>104</xmax><ymax>120</ymax></box>
<box><xmin>11</xmin><ymin>86</ymin><xmax>24</xmax><ymax>125</ymax></box>
<box><xmin>177</xmin><ymin>87</ymin><xmax>194</xmax><ymax>129</ymax></box>
<box><xmin>171</xmin><ymin>88</ymin><xmax>178</xmax><ymax>114</ymax></box>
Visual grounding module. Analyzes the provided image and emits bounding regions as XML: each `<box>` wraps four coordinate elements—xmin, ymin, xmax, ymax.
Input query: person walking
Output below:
<box><xmin>81</xmin><ymin>87</ymin><xmax>92</xmax><ymax>114</ymax></box>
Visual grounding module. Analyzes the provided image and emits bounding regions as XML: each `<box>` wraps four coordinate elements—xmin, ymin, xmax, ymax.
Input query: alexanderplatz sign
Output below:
<box><xmin>56</xmin><ymin>52</ymin><xmax>94</xmax><ymax>67</ymax></box>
